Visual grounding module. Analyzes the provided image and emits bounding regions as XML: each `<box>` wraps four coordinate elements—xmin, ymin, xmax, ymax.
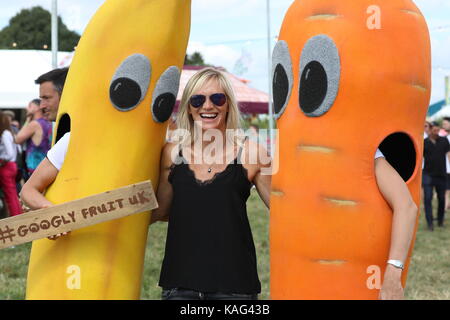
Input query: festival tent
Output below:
<box><xmin>0</xmin><ymin>50</ymin><xmax>73</xmax><ymax>109</ymax></box>
<box><xmin>176</xmin><ymin>66</ymin><xmax>269</xmax><ymax>114</ymax></box>
<box><xmin>428</xmin><ymin>101</ymin><xmax>450</xmax><ymax>121</ymax></box>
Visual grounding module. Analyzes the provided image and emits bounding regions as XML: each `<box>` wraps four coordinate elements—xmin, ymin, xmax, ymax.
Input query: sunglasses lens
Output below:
<box><xmin>210</xmin><ymin>93</ymin><xmax>227</xmax><ymax>106</ymax></box>
<box><xmin>190</xmin><ymin>95</ymin><xmax>206</xmax><ymax>108</ymax></box>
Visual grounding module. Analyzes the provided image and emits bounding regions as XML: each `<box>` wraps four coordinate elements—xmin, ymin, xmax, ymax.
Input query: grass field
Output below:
<box><xmin>0</xmin><ymin>189</ymin><xmax>449</xmax><ymax>300</ymax></box>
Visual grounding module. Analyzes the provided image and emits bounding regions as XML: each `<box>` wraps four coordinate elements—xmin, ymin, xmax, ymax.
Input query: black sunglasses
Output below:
<box><xmin>189</xmin><ymin>93</ymin><xmax>227</xmax><ymax>108</ymax></box>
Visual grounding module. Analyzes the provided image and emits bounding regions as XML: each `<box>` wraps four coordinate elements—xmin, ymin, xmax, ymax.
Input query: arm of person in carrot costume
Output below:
<box><xmin>20</xmin><ymin>158</ymin><xmax>71</xmax><ymax>240</ymax></box>
<box><xmin>375</xmin><ymin>157</ymin><xmax>418</xmax><ymax>300</ymax></box>
<box><xmin>20</xmin><ymin>158</ymin><xmax>57</xmax><ymax>210</ymax></box>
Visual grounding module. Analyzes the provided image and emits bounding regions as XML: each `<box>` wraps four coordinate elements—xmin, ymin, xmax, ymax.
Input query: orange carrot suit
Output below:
<box><xmin>270</xmin><ymin>0</ymin><xmax>431</xmax><ymax>299</ymax></box>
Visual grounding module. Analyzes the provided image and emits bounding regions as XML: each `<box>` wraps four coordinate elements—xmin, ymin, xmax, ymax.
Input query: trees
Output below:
<box><xmin>184</xmin><ymin>52</ymin><xmax>208</xmax><ymax>66</ymax></box>
<box><xmin>0</xmin><ymin>6</ymin><xmax>80</xmax><ymax>51</ymax></box>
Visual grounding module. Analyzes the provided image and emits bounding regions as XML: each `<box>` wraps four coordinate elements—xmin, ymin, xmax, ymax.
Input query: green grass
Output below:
<box><xmin>0</xmin><ymin>242</ymin><xmax>30</xmax><ymax>300</ymax></box>
<box><xmin>0</xmin><ymin>190</ymin><xmax>448</xmax><ymax>300</ymax></box>
<box><xmin>405</xmin><ymin>202</ymin><xmax>450</xmax><ymax>300</ymax></box>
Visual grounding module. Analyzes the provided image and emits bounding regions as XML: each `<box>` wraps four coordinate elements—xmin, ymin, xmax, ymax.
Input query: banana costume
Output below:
<box><xmin>270</xmin><ymin>0</ymin><xmax>431</xmax><ymax>299</ymax></box>
<box><xmin>26</xmin><ymin>0</ymin><xmax>191</xmax><ymax>299</ymax></box>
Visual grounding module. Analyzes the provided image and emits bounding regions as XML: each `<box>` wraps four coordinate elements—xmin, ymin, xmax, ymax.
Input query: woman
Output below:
<box><xmin>0</xmin><ymin>112</ymin><xmax>22</xmax><ymax>216</ymax></box>
<box><xmin>151</xmin><ymin>67</ymin><xmax>271</xmax><ymax>300</ymax></box>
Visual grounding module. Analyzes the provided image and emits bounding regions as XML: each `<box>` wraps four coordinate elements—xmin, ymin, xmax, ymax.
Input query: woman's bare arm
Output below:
<box><xmin>149</xmin><ymin>143</ymin><xmax>176</xmax><ymax>225</ymax></box>
<box><xmin>15</xmin><ymin>120</ymin><xmax>38</xmax><ymax>144</ymax></box>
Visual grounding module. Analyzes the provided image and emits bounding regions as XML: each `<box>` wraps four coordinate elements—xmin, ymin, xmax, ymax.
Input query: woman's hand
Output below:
<box><xmin>379</xmin><ymin>264</ymin><xmax>404</xmax><ymax>300</ymax></box>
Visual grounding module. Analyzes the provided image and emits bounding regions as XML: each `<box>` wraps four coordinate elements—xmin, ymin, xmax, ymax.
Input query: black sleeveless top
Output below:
<box><xmin>158</xmin><ymin>142</ymin><xmax>261</xmax><ymax>294</ymax></box>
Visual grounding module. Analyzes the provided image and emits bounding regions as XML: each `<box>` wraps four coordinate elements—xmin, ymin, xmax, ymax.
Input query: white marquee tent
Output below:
<box><xmin>0</xmin><ymin>49</ymin><xmax>73</xmax><ymax>109</ymax></box>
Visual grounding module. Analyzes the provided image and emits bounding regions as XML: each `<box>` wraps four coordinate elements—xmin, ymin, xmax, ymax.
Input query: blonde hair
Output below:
<box><xmin>175</xmin><ymin>67</ymin><xmax>244</xmax><ymax>146</ymax></box>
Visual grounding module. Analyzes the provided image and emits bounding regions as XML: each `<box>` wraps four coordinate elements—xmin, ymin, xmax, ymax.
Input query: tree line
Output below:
<box><xmin>0</xmin><ymin>6</ymin><xmax>208</xmax><ymax>67</ymax></box>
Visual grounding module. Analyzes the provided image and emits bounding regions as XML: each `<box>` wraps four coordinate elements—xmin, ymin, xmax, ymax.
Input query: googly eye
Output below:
<box><xmin>110</xmin><ymin>54</ymin><xmax>151</xmax><ymax>111</ymax></box>
<box><xmin>272</xmin><ymin>40</ymin><xmax>293</xmax><ymax>119</ymax></box>
<box><xmin>299</xmin><ymin>35</ymin><xmax>340</xmax><ymax>117</ymax></box>
<box><xmin>151</xmin><ymin>66</ymin><xmax>180</xmax><ymax>123</ymax></box>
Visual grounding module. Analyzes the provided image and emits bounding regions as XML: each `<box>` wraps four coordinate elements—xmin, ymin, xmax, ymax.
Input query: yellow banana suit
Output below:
<box><xmin>26</xmin><ymin>0</ymin><xmax>191</xmax><ymax>299</ymax></box>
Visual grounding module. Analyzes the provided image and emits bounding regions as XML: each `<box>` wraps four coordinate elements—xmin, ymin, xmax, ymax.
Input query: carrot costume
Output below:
<box><xmin>270</xmin><ymin>0</ymin><xmax>431</xmax><ymax>299</ymax></box>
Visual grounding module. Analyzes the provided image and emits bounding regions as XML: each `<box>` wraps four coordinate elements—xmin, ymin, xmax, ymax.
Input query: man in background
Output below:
<box><xmin>34</xmin><ymin>67</ymin><xmax>68</xmax><ymax>122</ymax></box>
<box><xmin>441</xmin><ymin>117</ymin><xmax>450</xmax><ymax>210</ymax></box>
<box><xmin>423</xmin><ymin>121</ymin><xmax>450</xmax><ymax>230</ymax></box>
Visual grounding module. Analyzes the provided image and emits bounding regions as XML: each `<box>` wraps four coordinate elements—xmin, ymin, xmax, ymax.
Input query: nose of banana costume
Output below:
<box><xmin>270</xmin><ymin>0</ymin><xmax>430</xmax><ymax>299</ymax></box>
<box><xmin>26</xmin><ymin>0</ymin><xmax>191</xmax><ymax>300</ymax></box>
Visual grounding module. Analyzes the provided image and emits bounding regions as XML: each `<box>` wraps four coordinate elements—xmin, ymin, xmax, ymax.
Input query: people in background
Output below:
<box><xmin>422</xmin><ymin>121</ymin><xmax>449</xmax><ymax>230</ymax></box>
<box><xmin>440</xmin><ymin>117</ymin><xmax>450</xmax><ymax>210</ymax></box>
<box><xmin>424</xmin><ymin>121</ymin><xmax>431</xmax><ymax>139</ymax></box>
<box><xmin>0</xmin><ymin>112</ymin><xmax>22</xmax><ymax>216</ymax></box>
<box><xmin>15</xmin><ymin>99</ymin><xmax>52</xmax><ymax>178</ymax></box>
<box><xmin>35</xmin><ymin>68</ymin><xmax>69</xmax><ymax>122</ymax></box>
<box><xmin>3</xmin><ymin>110</ymin><xmax>19</xmax><ymax>135</ymax></box>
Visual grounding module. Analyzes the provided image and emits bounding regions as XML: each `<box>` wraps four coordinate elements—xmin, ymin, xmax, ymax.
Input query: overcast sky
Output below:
<box><xmin>0</xmin><ymin>0</ymin><xmax>449</xmax><ymax>104</ymax></box>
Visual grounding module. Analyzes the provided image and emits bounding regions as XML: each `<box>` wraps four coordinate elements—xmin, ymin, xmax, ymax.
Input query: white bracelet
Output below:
<box><xmin>387</xmin><ymin>259</ymin><xmax>404</xmax><ymax>270</ymax></box>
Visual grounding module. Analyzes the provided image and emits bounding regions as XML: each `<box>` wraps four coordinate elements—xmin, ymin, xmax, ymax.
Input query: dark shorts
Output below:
<box><xmin>162</xmin><ymin>287</ymin><xmax>258</xmax><ymax>300</ymax></box>
<box><xmin>447</xmin><ymin>174</ymin><xmax>450</xmax><ymax>190</ymax></box>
